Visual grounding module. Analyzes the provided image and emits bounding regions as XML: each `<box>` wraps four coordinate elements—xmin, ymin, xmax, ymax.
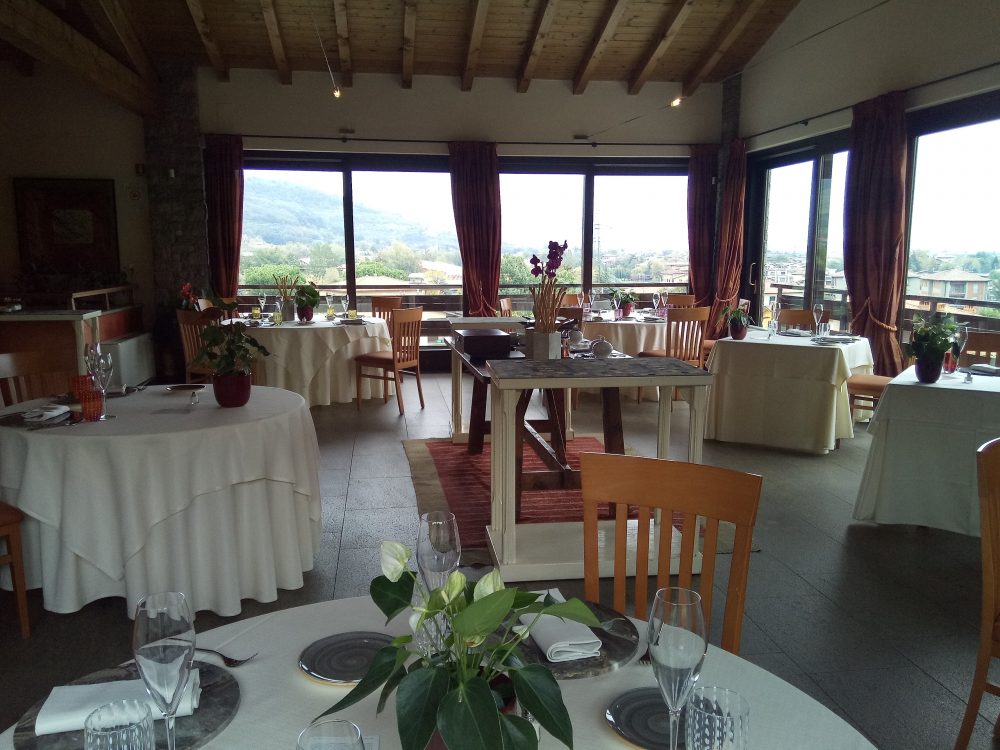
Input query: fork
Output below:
<box><xmin>194</xmin><ymin>646</ymin><xmax>258</xmax><ymax>667</ymax></box>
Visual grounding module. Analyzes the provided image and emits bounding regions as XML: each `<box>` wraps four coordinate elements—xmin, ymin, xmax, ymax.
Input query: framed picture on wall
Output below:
<box><xmin>13</xmin><ymin>178</ymin><xmax>119</xmax><ymax>273</ymax></box>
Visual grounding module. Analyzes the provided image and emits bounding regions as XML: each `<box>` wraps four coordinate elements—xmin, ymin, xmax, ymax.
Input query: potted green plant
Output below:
<box><xmin>293</xmin><ymin>281</ymin><xmax>321</xmax><ymax>322</ymax></box>
<box><xmin>193</xmin><ymin>304</ymin><xmax>270</xmax><ymax>406</ymax></box>
<box><xmin>905</xmin><ymin>312</ymin><xmax>957</xmax><ymax>383</ymax></box>
<box><xmin>608</xmin><ymin>289</ymin><xmax>638</xmax><ymax>318</ymax></box>
<box><xmin>719</xmin><ymin>305</ymin><xmax>753</xmax><ymax>340</ymax></box>
<box><xmin>321</xmin><ymin>541</ymin><xmax>603</xmax><ymax>750</ymax></box>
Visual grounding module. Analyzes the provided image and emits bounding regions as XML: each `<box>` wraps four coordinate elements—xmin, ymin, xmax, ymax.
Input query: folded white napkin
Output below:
<box><xmin>22</xmin><ymin>404</ymin><xmax>70</xmax><ymax>423</ymax></box>
<box><xmin>779</xmin><ymin>328</ymin><xmax>813</xmax><ymax>337</ymax></box>
<box><xmin>520</xmin><ymin>590</ymin><xmax>601</xmax><ymax>663</ymax></box>
<box><xmin>970</xmin><ymin>364</ymin><xmax>1000</xmax><ymax>375</ymax></box>
<box><xmin>35</xmin><ymin>669</ymin><xmax>201</xmax><ymax>736</ymax></box>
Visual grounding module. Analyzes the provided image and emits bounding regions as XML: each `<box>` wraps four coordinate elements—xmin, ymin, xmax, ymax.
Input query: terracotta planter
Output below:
<box><xmin>296</xmin><ymin>305</ymin><xmax>314</xmax><ymax>322</ymax></box>
<box><xmin>212</xmin><ymin>373</ymin><xmax>252</xmax><ymax>407</ymax></box>
<box><xmin>915</xmin><ymin>354</ymin><xmax>944</xmax><ymax>384</ymax></box>
<box><xmin>729</xmin><ymin>321</ymin><xmax>748</xmax><ymax>340</ymax></box>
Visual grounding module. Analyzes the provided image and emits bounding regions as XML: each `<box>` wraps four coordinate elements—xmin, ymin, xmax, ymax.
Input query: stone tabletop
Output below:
<box><xmin>487</xmin><ymin>356</ymin><xmax>711</xmax><ymax>382</ymax></box>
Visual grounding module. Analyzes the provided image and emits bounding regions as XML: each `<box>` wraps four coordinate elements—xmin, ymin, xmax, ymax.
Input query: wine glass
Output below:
<box><xmin>93</xmin><ymin>353</ymin><xmax>115</xmax><ymax>420</ymax></box>
<box><xmin>84</xmin><ymin>342</ymin><xmax>102</xmax><ymax>376</ymax></box>
<box><xmin>133</xmin><ymin>592</ymin><xmax>196</xmax><ymax>750</ymax></box>
<box><xmin>297</xmin><ymin>718</ymin><xmax>365</xmax><ymax>750</ymax></box>
<box><xmin>647</xmin><ymin>587</ymin><xmax>708</xmax><ymax>750</ymax></box>
<box><xmin>416</xmin><ymin>511</ymin><xmax>461</xmax><ymax>590</ymax></box>
<box><xmin>812</xmin><ymin>302</ymin><xmax>824</xmax><ymax>333</ymax></box>
<box><xmin>341</xmin><ymin>295</ymin><xmax>350</xmax><ymax>315</ymax></box>
<box><xmin>652</xmin><ymin>291</ymin><xmax>661</xmax><ymax>312</ymax></box>
<box><xmin>955</xmin><ymin>324</ymin><xmax>969</xmax><ymax>362</ymax></box>
<box><xmin>257</xmin><ymin>293</ymin><xmax>267</xmax><ymax>313</ymax></box>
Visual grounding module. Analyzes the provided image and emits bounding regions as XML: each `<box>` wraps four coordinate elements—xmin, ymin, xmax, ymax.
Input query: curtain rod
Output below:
<box><xmin>239</xmin><ymin>133</ymin><xmax>697</xmax><ymax>148</ymax></box>
<box><xmin>745</xmin><ymin>59</ymin><xmax>1000</xmax><ymax>141</ymax></box>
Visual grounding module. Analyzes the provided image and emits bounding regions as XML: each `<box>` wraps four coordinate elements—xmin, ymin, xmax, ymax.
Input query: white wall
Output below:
<box><xmin>0</xmin><ymin>63</ymin><xmax>154</xmax><ymax>320</ymax></box>
<box><xmin>741</xmin><ymin>0</ymin><xmax>1000</xmax><ymax>151</ymax></box>
<box><xmin>198</xmin><ymin>70</ymin><xmax>723</xmax><ymax>158</ymax></box>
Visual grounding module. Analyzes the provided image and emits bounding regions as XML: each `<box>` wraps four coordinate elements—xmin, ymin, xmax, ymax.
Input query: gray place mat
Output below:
<box><xmin>14</xmin><ymin>661</ymin><xmax>239</xmax><ymax>750</ymax></box>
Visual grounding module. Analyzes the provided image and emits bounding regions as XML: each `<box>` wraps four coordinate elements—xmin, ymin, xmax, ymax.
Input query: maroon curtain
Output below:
<box><xmin>707</xmin><ymin>139</ymin><xmax>747</xmax><ymax>339</ymax></box>
<box><xmin>203</xmin><ymin>134</ymin><xmax>244</xmax><ymax>298</ymax></box>
<box><xmin>687</xmin><ymin>144</ymin><xmax>718</xmax><ymax>308</ymax></box>
<box><xmin>448</xmin><ymin>142</ymin><xmax>502</xmax><ymax>316</ymax></box>
<box><xmin>844</xmin><ymin>91</ymin><xmax>908</xmax><ymax>376</ymax></box>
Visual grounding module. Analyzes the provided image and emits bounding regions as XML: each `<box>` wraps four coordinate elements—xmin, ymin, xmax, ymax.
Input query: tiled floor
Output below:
<box><xmin>1</xmin><ymin>371</ymin><xmax>997</xmax><ymax>748</ymax></box>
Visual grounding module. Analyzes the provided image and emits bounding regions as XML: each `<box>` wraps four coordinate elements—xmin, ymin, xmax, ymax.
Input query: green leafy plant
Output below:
<box><xmin>608</xmin><ymin>288</ymin><xmax>637</xmax><ymax>305</ymax></box>
<box><xmin>905</xmin><ymin>313</ymin><xmax>957</xmax><ymax>360</ymax></box>
<box><xmin>193</xmin><ymin>303</ymin><xmax>270</xmax><ymax>376</ymax></box>
<box><xmin>293</xmin><ymin>281</ymin><xmax>321</xmax><ymax>308</ymax></box>
<box><xmin>719</xmin><ymin>305</ymin><xmax>752</xmax><ymax>326</ymax></box>
<box><xmin>322</xmin><ymin>541</ymin><xmax>603</xmax><ymax>750</ymax></box>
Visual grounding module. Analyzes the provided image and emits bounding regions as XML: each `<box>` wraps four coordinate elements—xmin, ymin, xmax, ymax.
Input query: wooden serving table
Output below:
<box><xmin>486</xmin><ymin>356</ymin><xmax>712</xmax><ymax>581</ymax></box>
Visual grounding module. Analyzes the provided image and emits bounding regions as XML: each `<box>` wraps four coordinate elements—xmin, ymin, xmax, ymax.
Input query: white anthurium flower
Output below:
<box><xmin>464</xmin><ymin>634</ymin><xmax>486</xmax><ymax>649</ymax></box>
<box><xmin>380</xmin><ymin>541</ymin><xmax>411</xmax><ymax>582</ymax></box>
<box><xmin>408</xmin><ymin>609</ymin><xmax>424</xmax><ymax>634</ymax></box>
<box><xmin>511</xmin><ymin>624</ymin><xmax>529</xmax><ymax>638</ymax></box>
<box><xmin>473</xmin><ymin>569</ymin><xmax>505</xmax><ymax>601</ymax></box>
<box><xmin>441</xmin><ymin>570</ymin><xmax>467</xmax><ymax>604</ymax></box>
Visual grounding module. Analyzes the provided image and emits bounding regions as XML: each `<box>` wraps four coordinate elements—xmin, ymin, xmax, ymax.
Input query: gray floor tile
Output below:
<box><xmin>346</xmin><ymin>477</ymin><xmax>418</xmax><ymax>510</ymax></box>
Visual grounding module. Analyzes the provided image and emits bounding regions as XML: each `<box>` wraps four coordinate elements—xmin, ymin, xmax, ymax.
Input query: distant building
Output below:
<box><xmin>907</xmin><ymin>270</ymin><xmax>989</xmax><ymax>300</ymax></box>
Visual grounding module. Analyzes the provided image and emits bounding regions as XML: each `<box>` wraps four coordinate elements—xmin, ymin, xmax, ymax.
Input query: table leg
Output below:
<box><xmin>490</xmin><ymin>387</ymin><xmax>522</xmax><ymax>565</ymax></box>
<box><xmin>680</xmin><ymin>384</ymin><xmax>707</xmax><ymax>465</ymax></box>
<box><xmin>514</xmin><ymin>390</ymin><xmax>532</xmax><ymax>522</ymax></box>
<box><xmin>450</xmin><ymin>347</ymin><xmax>463</xmax><ymax>443</ymax></box>
<box><xmin>656</xmin><ymin>385</ymin><xmax>673</xmax><ymax>459</ymax></box>
<box><xmin>543</xmin><ymin>389</ymin><xmax>568</xmax><ymax>463</ymax></box>
<box><xmin>468</xmin><ymin>379</ymin><xmax>488</xmax><ymax>454</ymax></box>
<box><xmin>601</xmin><ymin>387</ymin><xmax>625</xmax><ymax>454</ymax></box>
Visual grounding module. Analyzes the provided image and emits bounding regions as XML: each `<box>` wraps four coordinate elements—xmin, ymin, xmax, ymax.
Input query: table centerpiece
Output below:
<box><xmin>193</xmin><ymin>302</ymin><xmax>270</xmax><ymax>406</ymax></box>
<box><xmin>719</xmin><ymin>304</ymin><xmax>752</xmax><ymax>340</ymax></box>
<box><xmin>273</xmin><ymin>272</ymin><xmax>300</xmax><ymax>324</ymax></box>
<box><xmin>293</xmin><ymin>281</ymin><xmax>321</xmax><ymax>322</ymax></box>
<box><xmin>321</xmin><ymin>540</ymin><xmax>602</xmax><ymax>750</ymax></box>
<box><xmin>528</xmin><ymin>240</ymin><xmax>568</xmax><ymax>360</ymax></box>
<box><xmin>905</xmin><ymin>312</ymin><xmax>957</xmax><ymax>383</ymax></box>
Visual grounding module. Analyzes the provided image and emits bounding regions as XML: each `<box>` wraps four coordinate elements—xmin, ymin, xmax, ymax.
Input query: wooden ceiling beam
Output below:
<box><xmin>183</xmin><ymin>0</ymin><xmax>228</xmax><ymax>82</ymax></box>
<box><xmin>0</xmin><ymin>0</ymin><xmax>154</xmax><ymax>113</ymax></box>
<box><xmin>461</xmin><ymin>0</ymin><xmax>490</xmax><ymax>92</ymax></box>
<box><xmin>401</xmin><ymin>0</ymin><xmax>415</xmax><ymax>89</ymax></box>
<box><xmin>628</xmin><ymin>0</ymin><xmax>694</xmax><ymax>95</ymax></box>
<box><xmin>681</xmin><ymin>0</ymin><xmax>766</xmax><ymax>99</ymax></box>
<box><xmin>259</xmin><ymin>0</ymin><xmax>291</xmax><ymax>84</ymax></box>
<box><xmin>517</xmin><ymin>0</ymin><xmax>557</xmax><ymax>94</ymax></box>
<box><xmin>573</xmin><ymin>0</ymin><xmax>628</xmax><ymax>95</ymax></box>
<box><xmin>90</xmin><ymin>0</ymin><xmax>157</xmax><ymax>84</ymax></box>
<box><xmin>332</xmin><ymin>0</ymin><xmax>352</xmax><ymax>88</ymax></box>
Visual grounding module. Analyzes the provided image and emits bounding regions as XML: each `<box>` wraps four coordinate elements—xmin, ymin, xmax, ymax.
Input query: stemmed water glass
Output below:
<box><xmin>415</xmin><ymin>511</ymin><xmax>461</xmax><ymax>655</ymax></box>
<box><xmin>257</xmin><ymin>293</ymin><xmax>267</xmax><ymax>313</ymax></box>
<box><xmin>133</xmin><ymin>592</ymin><xmax>196</xmax><ymax>750</ymax></box>
<box><xmin>652</xmin><ymin>291</ymin><xmax>661</xmax><ymax>312</ymax></box>
<box><xmin>647</xmin><ymin>587</ymin><xmax>708</xmax><ymax>750</ymax></box>
<box><xmin>341</xmin><ymin>295</ymin><xmax>350</xmax><ymax>315</ymax></box>
<box><xmin>812</xmin><ymin>302</ymin><xmax>824</xmax><ymax>333</ymax></box>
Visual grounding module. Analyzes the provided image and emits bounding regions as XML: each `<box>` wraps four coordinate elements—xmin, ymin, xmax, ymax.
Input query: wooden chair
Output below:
<box><xmin>563</xmin><ymin>293</ymin><xmax>581</xmax><ymax>307</ymax></box>
<box><xmin>557</xmin><ymin>306</ymin><xmax>583</xmax><ymax>329</ymax></box>
<box><xmin>0</xmin><ymin>502</ymin><xmax>29</xmax><ymax>638</ymax></box>
<box><xmin>636</xmin><ymin>307</ymin><xmax>710</xmax><ymax>401</ymax></box>
<box><xmin>581</xmin><ymin>452</ymin><xmax>762</xmax><ymax>654</ymax></box>
<box><xmin>176</xmin><ymin>309</ymin><xmax>217</xmax><ymax>383</ymax></box>
<box><xmin>955</xmin><ymin>437</ymin><xmax>1000</xmax><ymax>749</ymax></box>
<box><xmin>371</xmin><ymin>296</ymin><xmax>403</xmax><ymax>324</ymax></box>
<box><xmin>847</xmin><ymin>373</ymin><xmax>892</xmax><ymax>414</ymax></box>
<box><xmin>355</xmin><ymin>306</ymin><xmax>425</xmax><ymax>415</ymax></box>
<box><xmin>0</xmin><ymin>351</ymin><xmax>75</xmax><ymax>407</ymax></box>
<box><xmin>777</xmin><ymin>308</ymin><xmax>829</xmax><ymax>330</ymax></box>
<box><xmin>666</xmin><ymin>293</ymin><xmax>696</xmax><ymax>308</ymax></box>
<box><xmin>962</xmin><ymin>330</ymin><xmax>1000</xmax><ymax>367</ymax></box>
<box><xmin>498</xmin><ymin>297</ymin><xmax>513</xmax><ymax>317</ymax></box>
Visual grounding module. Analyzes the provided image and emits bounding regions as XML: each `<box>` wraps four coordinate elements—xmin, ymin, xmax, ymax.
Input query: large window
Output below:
<box><xmin>906</xmin><ymin>117</ymin><xmax>1000</xmax><ymax>320</ymax></box>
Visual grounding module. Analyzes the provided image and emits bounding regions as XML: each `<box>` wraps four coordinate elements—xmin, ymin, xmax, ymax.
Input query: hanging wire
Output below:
<box><xmin>312</xmin><ymin>13</ymin><xmax>342</xmax><ymax>98</ymax></box>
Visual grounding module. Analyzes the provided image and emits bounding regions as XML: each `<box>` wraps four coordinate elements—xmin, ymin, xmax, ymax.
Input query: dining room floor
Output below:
<box><xmin>1</xmin><ymin>371</ymin><xmax>997</xmax><ymax>749</ymax></box>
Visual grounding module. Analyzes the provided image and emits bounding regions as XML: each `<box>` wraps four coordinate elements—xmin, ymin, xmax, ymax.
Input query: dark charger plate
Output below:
<box><xmin>606</xmin><ymin>687</ymin><xmax>684</xmax><ymax>750</ymax></box>
<box><xmin>14</xmin><ymin>661</ymin><xmax>239</xmax><ymax>750</ymax></box>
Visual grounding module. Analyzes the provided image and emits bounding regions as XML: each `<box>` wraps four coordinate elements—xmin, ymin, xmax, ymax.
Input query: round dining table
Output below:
<box><xmin>581</xmin><ymin>314</ymin><xmax>668</xmax><ymax>401</ymax></box>
<box><xmin>249</xmin><ymin>317</ymin><xmax>391</xmax><ymax>406</ymax></box>
<box><xmin>0</xmin><ymin>596</ymin><xmax>875</xmax><ymax>749</ymax></box>
<box><xmin>0</xmin><ymin>386</ymin><xmax>321</xmax><ymax>617</ymax></box>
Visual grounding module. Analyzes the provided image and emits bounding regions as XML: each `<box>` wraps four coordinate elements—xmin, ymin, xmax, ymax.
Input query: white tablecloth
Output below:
<box><xmin>0</xmin><ymin>386</ymin><xmax>322</xmax><ymax>616</ymax></box>
<box><xmin>250</xmin><ymin>318</ymin><xmax>391</xmax><ymax>406</ymax></box>
<box><xmin>706</xmin><ymin>333</ymin><xmax>874</xmax><ymax>453</ymax></box>
<box><xmin>853</xmin><ymin>366</ymin><xmax>1000</xmax><ymax>535</ymax></box>
<box><xmin>0</xmin><ymin>596</ymin><xmax>874</xmax><ymax>749</ymax></box>
<box><xmin>581</xmin><ymin>317</ymin><xmax>668</xmax><ymax>400</ymax></box>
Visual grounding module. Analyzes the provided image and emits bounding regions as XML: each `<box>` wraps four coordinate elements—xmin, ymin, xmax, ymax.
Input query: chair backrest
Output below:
<box><xmin>563</xmin><ymin>293</ymin><xmax>581</xmax><ymax>307</ymax></box>
<box><xmin>557</xmin><ymin>307</ymin><xmax>584</xmax><ymax>328</ymax></box>
<box><xmin>391</xmin><ymin>307</ymin><xmax>423</xmax><ymax>367</ymax></box>
<box><xmin>777</xmin><ymin>308</ymin><xmax>829</xmax><ymax>330</ymax></box>
<box><xmin>176</xmin><ymin>309</ymin><xmax>217</xmax><ymax>370</ymax></box>
<box><xmin>978</xmin><ymin>438</ymin><xmax>1000</xmax><ymax>652</ymax></box>
<box><xmin>666</xmin><ymin>306</ymin><xmax>710</xmax><ymax>365</ymax></box>
<box><xmin>371</xmin><ymin>296</ymin><xmax>403</xmax><ymax>324</ymax></box>
<box><xmin>666</xmin><ymin>293</ymin><xmax>696</xmax><ymax>308</ymax></box>
<box><xmin>581</xmin><ymin>452</ymin><xmax>762</xmax><ymax>654</ymax></box>
<box><xmin>498</xmin><ymin>297</ymin><xmax>513</xmax><ymax>317</ymax></box>
<box><xmin>0</xmin><ymin>351</ymin><xmax>76</xmax><ymax>407</ymax></box>
<box><xmin>963</xmin><ymin>330</ymin><xmax>1000</xmax><ymax>367</ymax></box>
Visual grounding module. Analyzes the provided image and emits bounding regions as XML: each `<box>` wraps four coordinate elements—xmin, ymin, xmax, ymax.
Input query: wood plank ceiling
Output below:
<box><xmin>0</xmin><ymin>0</ymin><xmax>800</xmax><ymax>114</ymax></box>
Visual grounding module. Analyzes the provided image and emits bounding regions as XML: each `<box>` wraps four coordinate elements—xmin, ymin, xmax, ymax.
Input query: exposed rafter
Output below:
<box><xmin>401</xmin><ymin>0</ymin><xmax>416</xmax><ymax>89</ymax></box>
<box><xmin>259</xmin><ymin>0</ymin><xmax>291</xmax><ymax>84</ymax></box>
<box><xmin>573</xmin><ymin>0</ymin><xmax>628</xmax><ymax>95</ymax></box>
<box><xmin>461</xmin><ymin>0</ymin><xmax>490</xmax><ymax>92</ymax></box>
<box><xmin>517</xmin><ymin>0</ymin><xmax>558</xmax><ymax>94</ymax></box>
<box><xmin>184</xmin><ymin>0</ymin><xmax>229</xmax><ymax>82</ymax></box>
<box><xmin>89</xmin><ymin>0</ymin><xmax>157</xmax><ymax>84</ymax></box>
<box><xmin>628</xmin><ymin>0</ymin><xmax>694</xmax><ymax>95</ymax></box>
<box><xmin>0</xmin><ymin>0</ymin><xmax>155</xmax><ymax>113</ymax></box>
<box><xmin>332</xmin><ymin>0</ymin><xmax>352</xmax><ymax>88</ymax></box>
<box><xmin>0</xmin><ymin>37</ymin><xmax>34</xmax><ymax>75</ymax></box>
<box><xmin>681</xmin><ymin>0</ymin><xmax>766</xmax><ymax>99</ymax></box>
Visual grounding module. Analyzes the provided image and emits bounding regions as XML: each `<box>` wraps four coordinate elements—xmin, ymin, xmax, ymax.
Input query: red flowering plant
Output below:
<box><xmin>529</xmin><ymin>240</ymin><xmax>568</xmax><ymax>333</ymax></box>
<box><xmin>178</xmin><ymin>283</ymin><xmax>200</xmax><ymax>310</ymax></box>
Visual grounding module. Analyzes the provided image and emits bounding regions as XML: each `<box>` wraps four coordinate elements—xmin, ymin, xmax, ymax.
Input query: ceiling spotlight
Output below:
<box><xmin>670</xmin><ymin>96</ymin><xmax>684</xmax><ymax>108</ymax></box>
<box><xmin>313</xmin><ymin>15</ymin><xmax>343</xmax><ymax>100</ymax></box>
<box><xmin>333</xmin><ymin>84</ymin><xmax>342</xmax><ymax>99</ymax></box>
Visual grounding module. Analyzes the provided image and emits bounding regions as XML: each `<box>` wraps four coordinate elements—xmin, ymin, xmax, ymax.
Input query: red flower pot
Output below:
<box><xmin>212</xmin><ymin>373</ymin><xmax>252</xmax><ymax>407</ymax></box>
<box><xmin>621</xmin><ymin>303</ymin><xmax>634</xmax><ymax>318</ymax></box>
<box><xmin>729</xmin><ymin>321</ymin><xmax>748</xmax><ymax>340</ymax></box>
<box><xmin>296</xmin><ymin>305</ymin><xmax>314</xmax><ymax>322</ymax></box>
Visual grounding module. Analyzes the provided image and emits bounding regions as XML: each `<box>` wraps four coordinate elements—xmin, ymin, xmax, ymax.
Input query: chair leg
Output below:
<box><xmin>393</xmin><ymin>368</ymin><xmax>406</xmax><ymax>416</ymax></box>
<box><xmin>383</xmin><ymin>370</ymin><xmax>390</xmax><ymax>404</ymax></box>
<box><xmin>414</xmin><ymin>367</ymin><xmax>425</xmax><ymax>410</ymax></box>
<box><xmin>5</xmin><ymin>525</ymin><xmax>30</xmax><ymax>638</ymax></box>
<box><xmin>355</xmin><ymin>362</ymin><xmax>363</xmax><ymax>410</ymax></box>
<box><xmin>954</xmin><ymin>643</ymin><xmax>991</xmax><ymax>750</ymax></box>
